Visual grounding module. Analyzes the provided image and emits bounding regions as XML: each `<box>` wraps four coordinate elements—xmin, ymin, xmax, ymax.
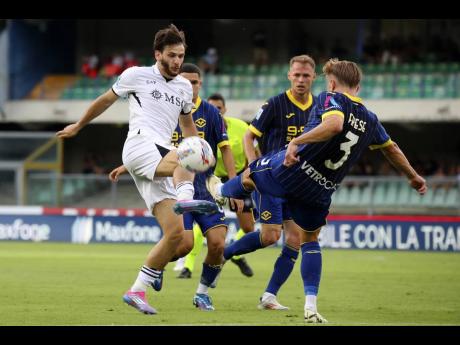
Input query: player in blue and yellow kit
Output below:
<box><xmin>176</xmin><ymin>93</ymin><xmax>256</xmax><ymax>279</ymax></box>
<box><xmin>207</xmin><ymin>58</ymin><xmax>427</xmax><ymax>322</ymax></box>
<box><xmin>171</xmin><ymin>63</ymin><xmax>242</xmax><ymax>311</ymax></box>
<box><xmin>220</xmin><ymin>55</ymin><xmax>317</xmax><ymax>310</ymax></box>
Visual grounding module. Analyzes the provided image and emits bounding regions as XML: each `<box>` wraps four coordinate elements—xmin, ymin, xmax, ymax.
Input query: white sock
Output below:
<box><xmin>262</xmin><ymin>292</ymin><xmax>275</xmax><ymax>301</ymax></box>
<box><xmin>196</xmin><ymin>283</ymin><xmax>209</xmax><ymax>295</ymax></box>
<box><xmin>176</xmin><ymin>181</ymin><xmax>194</xmax><ymax>201</ymax></box>
<box><xmin>131</xmin><ymin>265</ymin><xmax>161</xmax><ymax>292</ymax></box>
<box><xmin>174</xmin><ymin>256</ymin><xmax>186</xmax><ymax>271</ymax></box>
<box><xmin>131</xmin><ymin>277</ymin><xmax>148</xmax><ymax>292</ymax></box>
<box><xmin>305</xmin><ymin>295</ymin><xmax>317</xmax><ymax>312</ymax></box>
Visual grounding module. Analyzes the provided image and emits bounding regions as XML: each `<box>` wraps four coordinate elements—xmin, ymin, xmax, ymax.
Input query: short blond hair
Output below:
<box><xmin>289</xmin><ymin>54</ymin><xmax>316</xmax><ymax>70</ymax></box>
<box><xmin>322</xmin><ymin>58</ymin><xmax>362</xmax><ymax>88</ymax></box>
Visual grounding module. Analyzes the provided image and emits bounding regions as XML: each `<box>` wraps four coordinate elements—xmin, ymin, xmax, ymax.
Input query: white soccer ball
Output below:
<box><xmin>177</xmin><ymin>136</ymin><xmax>215</xmax><ymax>173</ymax></box>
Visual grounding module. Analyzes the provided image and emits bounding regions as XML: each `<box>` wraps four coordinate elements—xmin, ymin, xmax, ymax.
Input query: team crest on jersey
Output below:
<box><xmin>260</xmin><ymin>211</ymin><xmax>272</xmax><ymax>221</ymax></box>
<box><xmin>195</xmin><ymin>118</ymin><xmax>206</xmax><ymax>128</ymax></box>
<box><xmin>151</xmin><ymin>89</ymin><xmax>162</xmax><ymax>100</ymax></box>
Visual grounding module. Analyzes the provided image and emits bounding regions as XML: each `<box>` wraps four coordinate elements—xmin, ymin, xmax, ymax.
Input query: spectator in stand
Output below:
<box><xmin>123</xmin><ymin>51</ymin><xmax>139</xmax><ymax>69</ymax></box>
<box><xmin>252</xmin><ymin>29</ymin><xmax>269</xmax><ymax>68</ymax></box>
<box><xmin>82</xmin><ymin>152</ymin><xmax>105</xmax><ymax>174</ymax></box>
<box><xmin>81</xmin><ymin>54</ymin><xmax>100</xmax><ymax>79</ymax></box>
<box><xmin>101</xmin><ymin>54</ymin><xmax>124</xmax><ymax>79</ymax></box>
<box><xmin>198</xmin><ymin>47</ymin><xmax>219</xmax><ymax>74</ymax></box>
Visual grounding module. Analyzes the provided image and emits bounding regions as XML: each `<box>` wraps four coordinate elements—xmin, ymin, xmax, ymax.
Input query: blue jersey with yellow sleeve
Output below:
<box><xmin>273</xmin><ymin>91</ymin><xmax>392</xmax><ymax>206</ymax></box>
<box><xmin>249</xmin><ymin>90</ymin><xmax>316</xmax><ymax>155</ymax></box>
<box><xmin>171</xmin><ymin>97</ymin><xmax>229</xmax><ymax>200</ymax></box>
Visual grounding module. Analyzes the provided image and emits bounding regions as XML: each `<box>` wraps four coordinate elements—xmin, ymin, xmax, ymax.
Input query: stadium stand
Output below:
<box><xmin>58</xmin><ymin>62</ymin><xmax>460</xmax><ymax>100</ymax></box>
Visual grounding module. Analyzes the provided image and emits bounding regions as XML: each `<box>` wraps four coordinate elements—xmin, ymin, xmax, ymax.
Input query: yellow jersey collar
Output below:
<box><xmin>286</xmin><ymin>90</ymin><xmax>313</xmax><ymax>111</ymax></box>
<box><xmin>192</xmin><ymin>96</ymin><xmax>202</xmax><ymax>114</ymax></box>
<box><xmin>343</xmin><ymin>92</ymin><xmax>363</xmax><ymax>104</ymax></box>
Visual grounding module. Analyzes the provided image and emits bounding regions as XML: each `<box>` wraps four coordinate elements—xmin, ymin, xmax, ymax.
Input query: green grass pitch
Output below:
<box><xmin>0</xmin><ymin>242</ymin><xmax>459</xmax><ymax>325</ymax></box>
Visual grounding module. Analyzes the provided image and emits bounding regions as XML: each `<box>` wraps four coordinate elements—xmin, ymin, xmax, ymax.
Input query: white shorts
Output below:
<box><xmin>122</xmin><ymin>129</ymin><xmax>177</xmax><ymax>211</ymax></box>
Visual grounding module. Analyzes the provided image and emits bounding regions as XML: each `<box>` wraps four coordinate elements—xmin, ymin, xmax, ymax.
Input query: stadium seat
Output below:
<box><xmin>395</xmin><ymin>182</ymin><xmax>411</xmax><ymax>206</ymax></box>
<box><xmin>348</xmin><ymin>185</ymin><xmax>362</xmax><ymax>206</ymax></box>
<box><xmin>444</xmin><ymin>187</ymin><xmax>459</xmax><ymax>207</ymax></box>
<box><xmin>334</xmin><ymin>184</ymin><xmax>350</xmax><ymax>206</ymax></box>
<box><xmin>432</xmin><ymin>188</ymin><xmax>447</xmax><ymax>207</ymax></box>
<box><xmin>382</xmin><ymin>181</ymin><xmax>399</xmax><ymax>206</ymax></box>
<box><xmin>372</xmin><ymin>182</ymin><xmax>386</xmax><ymax>206</ymax></box>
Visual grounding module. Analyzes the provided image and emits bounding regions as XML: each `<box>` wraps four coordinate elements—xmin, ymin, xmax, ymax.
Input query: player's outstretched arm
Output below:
<box><xmin>243</xmin><ymin>129</ymin><xmax>260</xmax><ymax>164</ymax></box>
<box><xmin>109</xmin><ymin>165</ymin><xmax>128</xmax><ymax>182</ymax></box>
<box><xmin>380</xmin><ymin>142</ymin><xmax>427</xmax><ymax>195</ymax></box>
<box><xmin>56</xmin><ymin>89</ymin><xmax>119</xmax><ymax>138</ymax></box>
<box><xmin>284</xmin><ymin>114</ymin><xmax>344</xmax><ymax>167</ymax></box>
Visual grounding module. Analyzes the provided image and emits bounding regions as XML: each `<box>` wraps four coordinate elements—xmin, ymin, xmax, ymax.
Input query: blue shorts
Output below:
<box><xmin>285</xmin><ymin>200</ymin><xmax>330</xmax><ymax>232</ymax></box>
<box><xmin>252</xmin><ymin>190</ymin><xmax>291</xmax><ymax>225</ymax></box>
<box><xmin>183</xmin><ymin>207</ymin><xmax>227</xmax><ymax>234</ymax></box>
<box><xmin>248</xmin><ymin>152</ymin><xmax>287</xmax><ymax>198</ymax></box>
<box><xmin>249</xmin><ymin>154</ymin><xmax>329</xmax><ymax>232</ymax></box>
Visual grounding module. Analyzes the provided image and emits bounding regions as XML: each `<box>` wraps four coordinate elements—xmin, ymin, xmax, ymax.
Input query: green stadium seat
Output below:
<box><xmin>432</xmin><ymin>188</ymin><xmax>447</xmax><ymax>207</ymax></box>
<box><xmin>445</xmin><ymin>187</ymin><xmax>459</xmax><ymax>207</ymax></box>
<box><xmin>218</xmin><ymin>87</ymin><xmax>231</xmax><ymax>100</ymax></box>
<box><xmin>259</xmin><ymin>65</ymin><xmax>270</xmax><ymax>75</ymax></box>
<box><xmin>396</xmin><ymin>182</ymin><xmax>411</xmax><ymax>206</ymax></box>
<box><xmin>420</xmin><ymin>188</ymin><xmax>434</xmax><ymax>206</ymax></box>
<box><xmin>360</xmin><ymin>185</ymin><xmax>372</xmax><ymax>205</ymax></box>
<box><xmin>348</xmin><ymin>185</ymin><xmax>362</xmax><ymax>206</ymax></box>
<box><xmin>408</xmin><ymin>187</ymin><xmax>424</xmax><ymax>206</ymax></box>
<box><xmin>372</xmin><ymin>182</ymin><xmax>386</xmax><ymax>206</ymax></box>
<box><xmin>395</xmin><ymin>74</ymin><xmax>410</xmax><ymax>98</ymax></box>
<box><xmin>218</xmin><ymin>74</ymin><xmax>232</xmax><ymax>87</ymax></box>
<box><xmin>246</xmin><ymin>64</ymin><xmax>256</xmax><ymax>75</ymax></box>
<box><xmin>61</xmin><ymin>89</ymin><xmax>73</xmax><ymax>100</ymax></box>
<box><xmin>233</xmin><ymin>64</ymin><xmax>246</xmax><ymax>75</ymax></box>
<box><xmin>334</xmin><ymin>184</ymin><xmax>350</xmax><ymax>206</ymax></box>
<box><xmin>448</xmin><ymin>62</ymin><xmax>460</xmax><ymax>73</ymax></box>
<box><xmin>382</xmin><ymin>181</ymin><xmax>399</xmax><ymax>206</ymax></box>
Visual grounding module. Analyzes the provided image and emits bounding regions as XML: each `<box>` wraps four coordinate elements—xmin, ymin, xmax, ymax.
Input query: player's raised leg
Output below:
<box><xmin>156</xmin><ymin>149</ymin><xmax>219</xmax><ymax>215</ymax></box>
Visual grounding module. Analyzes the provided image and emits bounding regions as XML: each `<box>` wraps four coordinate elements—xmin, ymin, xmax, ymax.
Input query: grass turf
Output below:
<box><xmin>0</xmin><ymin>242</ymin><xmax>459</xmax><ymax>325</ymax></box>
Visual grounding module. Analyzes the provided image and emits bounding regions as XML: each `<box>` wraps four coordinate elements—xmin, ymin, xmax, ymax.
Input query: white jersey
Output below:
<box><xmin>112</xmin><ymin>63</ymin><xmax>194</xmax><ymax>147</ymax></box>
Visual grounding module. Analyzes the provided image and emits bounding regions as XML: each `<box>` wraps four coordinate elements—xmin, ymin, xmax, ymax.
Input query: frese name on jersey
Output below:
<box><xmin>348</xmin><ymin>113</ymin><xmax>366</xmax><ymax>133</ymax></box>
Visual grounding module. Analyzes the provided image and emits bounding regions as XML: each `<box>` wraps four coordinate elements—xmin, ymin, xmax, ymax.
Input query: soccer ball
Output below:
<box><xmin>177</xmin><ymin>136</ymin><xmax>215</xmax><ymax>173</ymax></box>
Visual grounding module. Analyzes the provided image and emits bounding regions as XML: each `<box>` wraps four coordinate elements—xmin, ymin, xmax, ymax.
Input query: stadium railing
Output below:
<box><xmin>5</xmin><ymin>173</ymin><xmax>458</xmax><ymax>216</ymax></box>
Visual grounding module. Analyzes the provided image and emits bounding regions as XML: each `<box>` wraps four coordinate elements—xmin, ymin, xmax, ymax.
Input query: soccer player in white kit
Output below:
<box><xmin>57</xmin><ymin>24</ymin><xmax>216</xmax><ymax>315</ymax></box>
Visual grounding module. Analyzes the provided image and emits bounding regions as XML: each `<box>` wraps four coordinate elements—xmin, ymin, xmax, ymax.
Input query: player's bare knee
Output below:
<box><xmin>302</xmin><ymin>228</ymin><xmax>321</xmax><ymax>243</ymax></box>
<box><xmin>261</xmin><ymin>227</ymin><xmax>281</xmax><ymax>246</ymax></box>
<box><xmin>164</xmin><ymin>229</ymin><xmax>183</xmax><ymax>245</ymax></box>
<box><xmin>285</xmin><ymin>231</ymin><xmax>301</xmax><ymax>248</ymax></box>
<box><xmin>207</xmin><ymin>240</ymin><xmax>225</xmax><ymax>258</ymax></box>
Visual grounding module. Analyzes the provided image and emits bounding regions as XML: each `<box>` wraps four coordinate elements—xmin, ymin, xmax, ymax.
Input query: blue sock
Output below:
<box><xmin>221</xmin><ymin>174</ymin><xmax>252</xmax><ymax>199</ymax></box>
<box><xmin>200</xmin><ymin>262</ymin><xmax>222</xmax><ymax>287</ymax></box>
<box><xmin>266</xmin><ymin>245</ymin><xmax>299</xmax><ymax>295</ymax></box>
<box><xmin>300</xmin><ymin>241</ymin><xmax>322</xmax><ymax>296</ymax></box>
<box><xmin>224</xmin><ymin>231</ymin><xmax>263</xmax><ymax>260</ymax></box>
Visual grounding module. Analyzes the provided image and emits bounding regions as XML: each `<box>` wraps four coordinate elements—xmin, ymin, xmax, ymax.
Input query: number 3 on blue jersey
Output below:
<box><xmin>324</xmin><ymin>131</ymin><xmax>359</xmax><ymax>170</ymax></box>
